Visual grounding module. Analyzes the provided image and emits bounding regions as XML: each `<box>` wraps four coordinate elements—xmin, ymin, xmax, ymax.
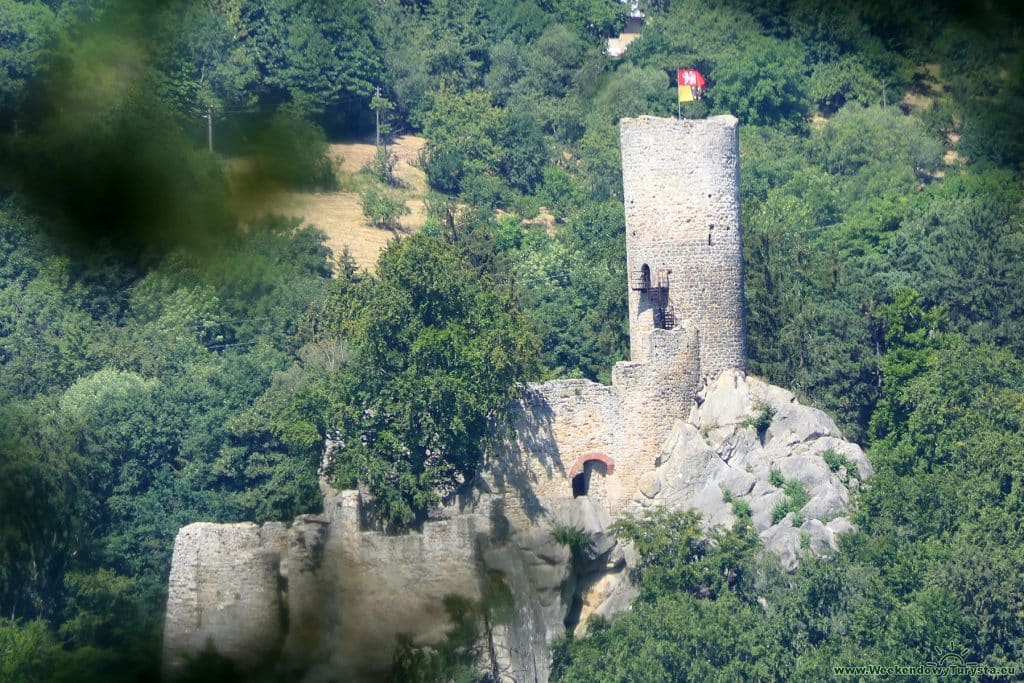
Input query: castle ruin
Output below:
<box><xmin>162</xmin><ymin>115</ymin><xmax>870</xmax><ymax>682</ymax></box>
<box><xmin>486</xmin><ymin>115</ymin><xmax>746</xmax><ymax>521</ymax></box>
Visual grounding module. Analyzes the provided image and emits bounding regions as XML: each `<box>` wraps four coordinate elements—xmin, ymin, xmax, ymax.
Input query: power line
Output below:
<box><xmin>205</xmin><ymin>339</ymin><xmax>260</xmax><ymax>350</ymax></box>
<box><xmin>191</xmin><ymin>92</ymin><xmax>374</xmax><ymax>117</ymax></box>
<box><xmin>514</xmin><ymin>272</ymin><xmax>571</xmax><ymax>285</ymax></box>
<box><xmin>192</xmin><ymin>314</ymin><xmax>280</xmax><ymax>329</ymax></box>
<box><xmin>747</xmin><ymin>222</ymin><xmax>842</xmax><ymax>238</ymax></box>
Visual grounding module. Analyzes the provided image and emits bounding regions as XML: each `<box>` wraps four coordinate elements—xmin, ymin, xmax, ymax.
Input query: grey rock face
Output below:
<box><xmin>631</xmin><ymin>369</ymin><xmax>869</xmax><ymax>566</ymax></box>
<box><xmin>162</xmin><ymin>370</ymin><xmax>871</xmax><ymax>682</ymax></box>
<box><xmin>638</xmin><ymin>471</ymin><xmax>662</xmax><ymax>498</ymax></box>
<box><xmin>765</xmin><ymin>403</ymin><xmax>841</xmax><ymax>448</ymax></box>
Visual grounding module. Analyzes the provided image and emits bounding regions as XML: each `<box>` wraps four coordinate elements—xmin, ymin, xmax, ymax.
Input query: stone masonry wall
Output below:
<box><xmin>163</xmin><ymin>522</ymin><xmax>289</xmax><ymax>678</ymax></box>
<box><xmin>611</xmin><ymin>327</ymin><xmax>701</xmax><ymax>502</ymax></box>
<box><xmin>487</xmin><ymin>326</ymin><xmax>700</xmax><ymax>524</ymax></box>
<box><xmin>305</xmin><ymin>490</ymin><xmax>489</xmax><ymax>679</ymax></box>
<box><xmin>162</xmin><ymin>492</ymin><xmax>491</xmax><ymax>681</ymax></box>
<box><xmin>484</xmin><ymin>116</ymin><xmax>747</xmax><ymax>554</ymax></box>
<box><xmin>486</xmin><ymin>379</ymin><xmax>621</xmax><ymax>528</ymax></box>
<box><xmin>620</xmin><ymin>115</ymin><xmax>747</xmax><ymax>381</ymax></box>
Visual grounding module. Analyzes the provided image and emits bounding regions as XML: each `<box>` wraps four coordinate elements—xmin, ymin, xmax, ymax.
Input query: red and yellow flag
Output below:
<box><xmin>677</xmin><ymin>68</ymin><xmax>706</xmax><ymax>103</ymax></box>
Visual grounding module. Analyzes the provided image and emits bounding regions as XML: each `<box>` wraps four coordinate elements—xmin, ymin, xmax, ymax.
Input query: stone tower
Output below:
<box><xmin>619</xmin><ymin>115</ymin><xmax>747</xmax><ymax>383</ymax></box>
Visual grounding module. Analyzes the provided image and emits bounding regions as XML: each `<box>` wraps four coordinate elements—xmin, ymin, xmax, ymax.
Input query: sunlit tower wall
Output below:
<box><xmin>619</xmin><ymin>115</ymin><xmax>747</xmax><ymax>383</ymax></box>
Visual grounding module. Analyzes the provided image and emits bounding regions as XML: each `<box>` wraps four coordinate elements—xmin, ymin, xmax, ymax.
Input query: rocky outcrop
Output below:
<box><xmin>630</xmin><ymin>370</ymin><xmax>871</xmax><ymax>570</ymax></box>
<box><xmin>481</xmin><ymin>522</ymin><xmax>574</xmax><ymax>680</ymax></box>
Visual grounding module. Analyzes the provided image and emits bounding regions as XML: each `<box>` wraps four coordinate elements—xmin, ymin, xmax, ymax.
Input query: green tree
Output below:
<box><xmin>0</xmin><ymin>0</ymin><xmax>56</xmax><ymax>129</ymax></box>
<box><xmin>0</xmin><ymin>619</ymin><xmax>58</xmax><ymax>683</ymax></box>
<box><xmin>808</xmin><ymin>104</ymin><xmax>943</xmax><ymax>178</ymax></box>
<box><xmin>58</xmin><ymin>570</ymin><xmax>150</xmax><ymax>651</ymax></box>
<box><xmin>0</xmin><ymin>399</ymin><xmax>88</xmax><ymax>620</ymax></box>
<box><xmin>152</xmin><ymin>0</ymin><xmax>258</xmax><ymax>147</ymax></box>
<box><xmin>324</xmin><ymin>234</ymin><xmax>539</xmax><ymax>525</ymax></box>
<box><xmin>612</xmin><ymin>508</ymin><xmax>760</xmax><ymax>601</ymax></box>
<box><xmin>886</xmin><ymin>170</ymin><xmax>1024</xmax><ymax>352</ymax></box>
<box><xmin>360</xmin><ymin>186</ymin><xmax>410</xmax><ymax>229</ymax></box>
<box><xmin>553</xmin><ymin>509</ymin><xmax>780</xmax><ymax>681</ymax></box>
<box><xmin>242</xmin><ymin>0</ymin><xmax>382</xmax><ymax>125</ymax></box>
<box><xmin>807</xmin><ymin>57</ymin><xmax>881</xmax><ymax>114</ymax></box>
<box><xmin>240</xmin><ymin>108</ymin><xmax>339</xmax><ymax>192</ymax></box>
<box><xmin>543</xmin><ymin>0</ymin><xmax>627</xmax><ymax>40</ymax></box>
<box><xmin>707</xmin><ymin>34</ymin><xmax>810</xmax><ymax>130</ymax></box>
<box><xmin>421</xmin><ymin>89</ymin><xmax>502</xmax><ymax>194</ymax></box>
<box><xmin>519</xmin><ymin>24</ymin><xmax>590</xmax><ymax>99</ymax></box>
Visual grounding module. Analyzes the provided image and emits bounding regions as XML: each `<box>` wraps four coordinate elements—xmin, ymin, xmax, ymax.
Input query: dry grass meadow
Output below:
<box><xmin>235</xmin><ymin>135</ymin><xmax>430</xmax><ymax>273</ymax></box>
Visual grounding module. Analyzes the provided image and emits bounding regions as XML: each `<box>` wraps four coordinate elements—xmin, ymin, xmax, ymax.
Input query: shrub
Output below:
<box><xmin>769</xmin><ymin>468</ymin><xmax>785</xmax><ymax>488</ymax></box>
<box><xmin>360</xmin><ymin>186</ymin><xmax>410</xmax><ymax>229</ymax></box>
<box><xmin>364</xmin><ymin>146</ymin><xmax>400</xmax><ymax>187</ymax></box>
<box><xmin>771</xmin><ymin>479</ymin><xmax>809</xmax><ymax>525</ymax></box>
<box><xmin>731</xmin><ymin>498</ymin><xmax>752</xmax><ymax>519</ymax></box>
<box><xmin>822</xmin><ymin>448</ymin><xmax>855</xmax><ymax>479</ymax></box>
<box><xmin>249</xmin><ymin>110</ymin><xmax>338</xmax><ymax>191</ymax></box>
<box><xmin>782</xmin><ymin>480</ymin><xmax>810</xmax><ymax>510</ymax></box>
<box><xmin>553</xmin><ymin>526</ymin><xmax>588</xmax><ymax>558</ymax></box>
<box><xmin>742</xmin><ymin>400</ymin><xmax>776</xmax><ymax>436</ymax></box>
<box><xmin>771</xmin><ymin>499</ymin><xmax>792</xmax><ymax>525</ymax></box>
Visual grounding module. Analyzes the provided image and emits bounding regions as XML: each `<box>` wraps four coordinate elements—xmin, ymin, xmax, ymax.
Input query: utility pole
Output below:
<box><xmin>374</xmin><ymin>86</ymin><xmax>381</xmax><ymax>147</ymax></box>
<box><xmin>206</xmin><ymin>104</ymin><xmax>214</xmax><ymax>152</ymax></box>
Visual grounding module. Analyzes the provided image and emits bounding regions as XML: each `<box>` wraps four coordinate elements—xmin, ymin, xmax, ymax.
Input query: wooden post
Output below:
<box><xmin>374</xmin><ymin>87</ymin><xmax>382</xmax><ymax>147</ymax></box>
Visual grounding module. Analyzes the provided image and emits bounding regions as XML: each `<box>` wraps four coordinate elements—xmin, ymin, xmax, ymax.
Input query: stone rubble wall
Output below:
<box><xmin>486</xmin><ymin>325</ymin><xmax>700</xmax><ymax>525</ymax></box>
<box><xmin>612</xmin><ymin>327</ymin><xmax>702</xmax><ymax>471</ymax></box>
<box><xmin>162</xmin><ymin>522</ymin><xmax>288</xmax><ymax>679</ymax></box>
<box><xmin>162</xmin><ymin>492</ymin><xmax>495</xmax><ymax>681</ymax></box>
<box><xmin>480</xmin><ymin>378</ymin><xmax>620</xmax><ymax>538</ymax></box>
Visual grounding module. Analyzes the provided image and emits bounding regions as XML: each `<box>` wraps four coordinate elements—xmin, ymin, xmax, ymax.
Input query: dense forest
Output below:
<box><xmin>0</xmin><ymin>0</ymin><xmax>1022</xmax><ymax>680</ymax></box>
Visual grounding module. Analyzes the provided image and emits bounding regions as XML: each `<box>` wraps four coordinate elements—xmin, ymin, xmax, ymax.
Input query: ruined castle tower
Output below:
<box><xmin>619</xmin><ymin>115</ymin><xmax>747</xmax><ymax>382</ymax></box>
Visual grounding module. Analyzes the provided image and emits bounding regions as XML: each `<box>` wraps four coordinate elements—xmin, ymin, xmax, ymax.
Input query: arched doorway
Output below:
<box><xmin>568</xmin><ymin>452</ymin><xmax>615</xmax><ymax>498</ymax></box>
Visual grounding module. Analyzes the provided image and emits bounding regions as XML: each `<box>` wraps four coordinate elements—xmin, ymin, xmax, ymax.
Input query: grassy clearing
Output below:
<box><xmin>234</xmin><ymin>135</ymin><xmax>430</xmax><ymax>273</ymax></box>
